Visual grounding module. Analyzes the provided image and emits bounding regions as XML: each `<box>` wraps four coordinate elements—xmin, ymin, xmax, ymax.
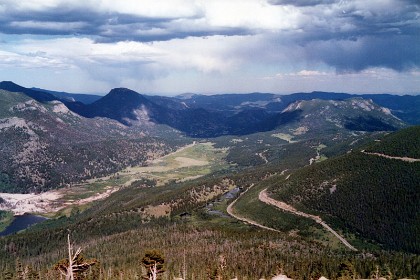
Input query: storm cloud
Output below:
<box><xmin>0</xmin><ymin>0</ymin><xmax>418</xmax><ymax>94</ymax></box>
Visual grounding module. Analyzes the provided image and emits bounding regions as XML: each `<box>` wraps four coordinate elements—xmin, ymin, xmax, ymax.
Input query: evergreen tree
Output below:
<box><xmin>141</xmin><ymin>250</ymin><xmax>165</xmax><ymax>280</ymax></box>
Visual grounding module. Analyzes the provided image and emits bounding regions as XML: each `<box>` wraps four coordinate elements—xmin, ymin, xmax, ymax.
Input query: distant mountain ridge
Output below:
<box><xmin>0</xmin><ymin>81</ymin><xmax>415</xmax><ymax>137</ymax></box>
<box><xmin>0</xmin><ymin>81</ymin><xmax>59</xmax><ymax>103</ymax></box>
<box><xmin>31</xmin><ymin>87</ymin><xmax>102</xmax><ymax>104</ymax></box>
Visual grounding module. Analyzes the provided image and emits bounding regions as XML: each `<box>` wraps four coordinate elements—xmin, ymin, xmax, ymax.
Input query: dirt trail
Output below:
<box><xmin>256</xmin><ymin>150</ymin><xmax>269</xmax><ymax>164</ymax></box>
<box><xmin>259</xmin><ymin>189</ymin><xmax>357</xmax><ymax>251</ymax></box>
<box><xmin>226</xmin><ymin>185</ymin><xmax>281</xmax><ymax>233</ymax></box>
<box><xmin>361</xmin><ymin>150</ymin><xmax>420</xmax><ymax>162</ymax></box>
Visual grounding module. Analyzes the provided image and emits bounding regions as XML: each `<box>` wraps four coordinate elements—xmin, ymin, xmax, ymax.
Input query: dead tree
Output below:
<box><xmin>54</xmin><ymin>234</ymin><xmax>97</xmax><ymax>280</ymax></box>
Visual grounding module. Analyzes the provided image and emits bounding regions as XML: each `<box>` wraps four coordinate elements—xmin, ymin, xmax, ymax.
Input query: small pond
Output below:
<box><xmin>0</xmin><ymin>214</ymin><xmax>47</xmax><ymax>236</ymax></box>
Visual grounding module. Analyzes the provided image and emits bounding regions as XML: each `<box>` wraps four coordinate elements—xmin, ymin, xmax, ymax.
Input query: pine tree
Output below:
<box><xmin>141</xmin><ymin>250</ymin><xmax>165</xmax><ymax>280</ymax></box>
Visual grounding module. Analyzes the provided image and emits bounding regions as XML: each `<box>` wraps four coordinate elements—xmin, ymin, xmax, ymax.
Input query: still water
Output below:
<box><xmin>0</xmin><ymin>214</ymin><xmax>47</xmax><ymax>236</ymax></box>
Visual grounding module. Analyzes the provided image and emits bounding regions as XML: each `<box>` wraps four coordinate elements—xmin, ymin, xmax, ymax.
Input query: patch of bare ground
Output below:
<box><xmin>143</xmin><ymin>203</ymin><xmax>172</xmax><ymax>218</ymax></box>
<box><xmin>74</xmin><ymin>187</ymin><xmax>119</xmax><ymax>205</ymax></box>
<box><xmin>0</xmin><ymin>191</ymin><xmax>63</xmax><ymax>215</ymax></box>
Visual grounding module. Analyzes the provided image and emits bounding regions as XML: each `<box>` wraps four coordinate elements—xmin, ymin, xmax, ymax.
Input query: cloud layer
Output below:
<box><xmin>0</xmin><ymin>0</ymin><xmax>419</xmax><ymax>94</ymax></box>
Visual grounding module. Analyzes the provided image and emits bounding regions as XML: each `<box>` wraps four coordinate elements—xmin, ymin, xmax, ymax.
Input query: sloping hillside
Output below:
<box><xmin>267</xmin><ymin>126</ymin><xmax>420</xmax><ymax>253</ymax></box>
<box><xmin>0</xmin><ymin>90</ymin><xmax>183</xmax><ymax>193</ymax></box>
<box><xmin>365</xmin><ymin>125</ymin><xmax>420</xmax><ymax>158</ymax></box>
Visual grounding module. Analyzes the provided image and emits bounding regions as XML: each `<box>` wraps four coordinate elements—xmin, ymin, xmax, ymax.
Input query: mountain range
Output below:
<box><xmin>0</xmin><ymin>81</ymin><xmax>419</xmax><ymax>278</ymax></box>
<box><xmin>0</xmin><ymin>81</ymin><xmax>416</xmax><ymax>192</ymax></box>
<box><xmin>1</xmin><ymin>81</ymin><xmax>417</xmax><ymax>137</ymax></box>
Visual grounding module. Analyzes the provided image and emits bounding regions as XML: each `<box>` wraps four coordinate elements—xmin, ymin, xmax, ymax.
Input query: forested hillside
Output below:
<box><xmin>1</xmin><ymin>169</ymin><xmax>419</xmax><ymax>279</ymax></box>
<box><xmin>365</xmin><ymin>125</ymin><xmax>420</xmax><ymax>158</ymax></box>
<box><xmin>268</xmin><ymin>129</ymin><xmax>420</xmax><ymax>253</ymax></box>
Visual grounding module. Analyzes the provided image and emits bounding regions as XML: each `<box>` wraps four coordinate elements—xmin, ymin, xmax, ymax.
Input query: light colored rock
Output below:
<box><xmin>272</xmin><ymin>275</ymin><xmax>293</xmax><ymax>280</ymax></box>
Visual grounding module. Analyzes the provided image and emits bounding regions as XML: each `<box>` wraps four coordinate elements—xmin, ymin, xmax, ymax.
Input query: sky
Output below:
<box><xmin>0</xmin><ymin>0</ymin><xmax>419</xmax><ymax>95</ymax></box>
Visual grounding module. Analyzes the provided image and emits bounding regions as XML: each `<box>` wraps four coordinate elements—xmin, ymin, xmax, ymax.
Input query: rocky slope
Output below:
<box><xmin>0</xmin><ymin>90</ymin><xmax>182</xmax><ymax>193</ymax></box>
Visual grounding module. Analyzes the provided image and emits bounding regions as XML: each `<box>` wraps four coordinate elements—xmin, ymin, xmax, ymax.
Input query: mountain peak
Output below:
<box><xmin>0</xmin><ymin>81</ymin><xmax>25</xmax><ymax>91</ymax></box>
<box><xmin>81</xmin><ymin>87</ymin><xmax>157</xmax><ymax>125</ymax></box>
<box><xmin>108</xmin><ymin>87</ymin><xmax>138</xmax><ymax>95</ymax></box>
<box><xmin>104</xmin><ymin>88</ymin><xmax>148</xmax><ymax>102</ymax></box>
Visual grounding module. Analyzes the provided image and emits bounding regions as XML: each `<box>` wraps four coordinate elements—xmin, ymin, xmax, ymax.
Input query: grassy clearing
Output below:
<box><xmin>0</xmin><ymin>210</ymin><xmax>14</xmax><ymax>232</ymax></box>
<box><xmin>122</xmin><ymin>142</ymin><xmax>229</xmax><ymax>186</ymax></box>
<box><xmin>272</xmin><ymin>133</ymin><xmax>297</xmax><ymax>143</ymax></box>
<box><xmin>315</xmin><ymin>144</ymin><xmax>328</xmax><ymax>163</ymax></box>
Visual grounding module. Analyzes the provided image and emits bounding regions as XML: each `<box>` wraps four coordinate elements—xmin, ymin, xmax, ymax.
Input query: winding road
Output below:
<box><xmin>226</xmin><ymin>185</ymin><xmax>282</xmax><ymax>233</ymax></box>
<box><xmin>259</xmin><ymin>189</ymin><xmax>357</xmax><ymax>251</ymax></box>
<box><xmin>226</xmin><ymin>185</ymin><xmax>358</xmax><ymax>251</ymax></box>
<box><xmin>226</xmin><ymin>150</ymin><xmax>418</xmax><ymax>251</ymax></box>
<box><xmin>361</xmin><ymin>150</ymin><xmax>420</xmax><ymax>162</ymax></box>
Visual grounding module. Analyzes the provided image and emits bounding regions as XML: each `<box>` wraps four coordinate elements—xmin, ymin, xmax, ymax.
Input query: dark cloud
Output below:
<box><xmin>304</xmin><ymin>34</ymin><xmax>420</xmax><ymax>72</ymax></box>
<box><xmin>0</xmin><ymin>0</ymin><xmax>418</xmax><ymax>75</ymax></box>
<box><xmin>0</xmin><ymin>7</ymin><xmax>174</xmax><ymax>38</ymax></box>
<box><xmin>275</xmin><ymin>0</ymin><xmax>420</xmax><ymax>72</ymax></box>
<box><xmin>0</xmin><ymin>6</ymin><xmax>252</xmax><ymax>42</ymax></box>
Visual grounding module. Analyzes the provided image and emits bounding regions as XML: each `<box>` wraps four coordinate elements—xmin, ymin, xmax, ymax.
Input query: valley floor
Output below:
<box><xmin>0</xmin><ymin>141</ymin><xmax>228</xmax><ymax>217</ymax></box>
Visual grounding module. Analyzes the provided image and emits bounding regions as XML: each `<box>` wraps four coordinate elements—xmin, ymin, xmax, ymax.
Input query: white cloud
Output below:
<box><xmin>10</xmin><ymin>20</ymin><xmax>88</xmax><ymax>31</ymax></box>
<box><xmin>0</xmin><ymin>0</ymin><xmax>418</xmax><ymax>94</ymax></box>
<box><xmin>202</xmin><ymin>0</ymin><xmax>301</xmax><ymax>30</ymax></box>
<box><xmin>271</xmin><ymin>70</ymin><xmax>329</xmax><ymax>78</ymax></box>
<box><xmin>0</xmin><ymin>49</ymin><xmax>70</xmax><ymax>69</ymax></box>
<box><xmin>10</xmin><ymin>35</ymin><xmax>248</xmax><ymax>73</ymax></box>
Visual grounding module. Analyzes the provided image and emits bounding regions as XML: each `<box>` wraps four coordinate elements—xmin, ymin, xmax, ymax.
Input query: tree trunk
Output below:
<box><xmin>67</xmin><ymin>234</ymin><xmax>74</xmax><ymax>280</ymax></box>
